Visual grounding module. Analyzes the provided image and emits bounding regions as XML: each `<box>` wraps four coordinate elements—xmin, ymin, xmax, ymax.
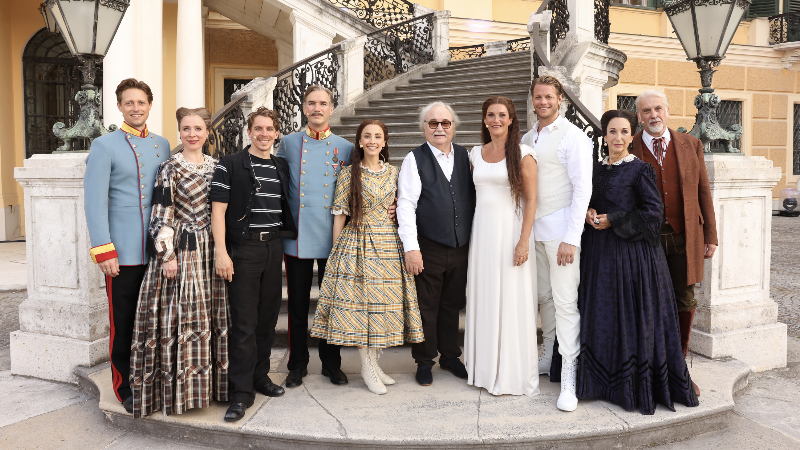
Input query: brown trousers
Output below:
<box><xmin>411</xmin><ymin>235</ymin><xmax>469</xmax><ymax>367</ymax></box>
<box><xmin>660</xmin><ymin>223</ymin><xmax>697</xmax><ymax>312</ymax></box>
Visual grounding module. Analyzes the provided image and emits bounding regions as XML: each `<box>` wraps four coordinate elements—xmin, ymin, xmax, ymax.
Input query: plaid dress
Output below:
<box><xmin>311</xmin><ymin>163</ymin><xmax>424</xmax><ymax>348</ymax></box>
<box><xmin>130</xmin><ymin>153</ymin><xmax>230</xmax><ymax>418</ymax></box>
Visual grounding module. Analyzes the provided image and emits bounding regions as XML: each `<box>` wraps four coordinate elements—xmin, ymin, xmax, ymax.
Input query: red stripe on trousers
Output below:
<box><xmin>283</xmin><ymin>255</ymin><xmax>292</xmax><ymax>362</ymax></box>
<box><xmin>106</xmin><ymin>274</ymin><xmax>123</xmax><ymax>402</ymax></box>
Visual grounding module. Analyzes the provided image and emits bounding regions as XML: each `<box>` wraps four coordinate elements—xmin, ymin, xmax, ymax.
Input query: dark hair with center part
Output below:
<box><xmin>350</xmin><ymin>120</ymin><xmax>390</xmax><ymax>226</ymax></box>
<box><xmin>481</xmin><ymin>96</ymin><xmax>523</xmax><ymax>211</ymax></box>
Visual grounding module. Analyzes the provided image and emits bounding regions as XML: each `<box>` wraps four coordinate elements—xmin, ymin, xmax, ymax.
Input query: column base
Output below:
<box><xmin>10</xmin><ymin>330</ymin><xmax>109</xmax><ymax>383</ymax></box>
<box><xmin>690</xmin><ymin>323</ymin><xmax>787</xmax><ymax>372</ymax></box>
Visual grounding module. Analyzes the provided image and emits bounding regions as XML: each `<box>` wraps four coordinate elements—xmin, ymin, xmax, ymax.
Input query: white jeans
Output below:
<box><xmin>535</xmin><ymin>237</ymin><xmax>581</xmax><ymax>362</ymax></box>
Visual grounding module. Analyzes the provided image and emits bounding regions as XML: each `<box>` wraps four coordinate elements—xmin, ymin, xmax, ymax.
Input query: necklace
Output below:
<box><xmin>249</xmin><ymin>153</ymin><xmax>262</xmax><ymax>192</ymax></box>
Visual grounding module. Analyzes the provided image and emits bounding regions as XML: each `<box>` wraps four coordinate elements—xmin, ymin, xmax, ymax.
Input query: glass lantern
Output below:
<box><xmin>779</xmin><ymin>188</ymin><xmax>800</xmax><ymax>217</ymax></box>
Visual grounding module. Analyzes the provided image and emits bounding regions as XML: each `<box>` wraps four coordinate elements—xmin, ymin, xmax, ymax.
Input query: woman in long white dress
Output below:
<box><xmin>464</xmin><ymin>96</ymin><xmax>539</xmax><ymax>396</ymax></box>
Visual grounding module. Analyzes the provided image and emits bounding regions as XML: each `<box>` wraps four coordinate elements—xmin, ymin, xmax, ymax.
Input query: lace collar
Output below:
<box><xmin>175</xmin><ymin>152</ymin><xmax>216</xmax><ymax>174</ymax></box>
<box><xmin>602</xmin><ymin>153</ymin><xmax>637</xmax><ymax>166</ymax></box>
<box><xmin>360</xmin><ymin>160</ymin><xmax>387</xmax><ymax>175</ymax></box>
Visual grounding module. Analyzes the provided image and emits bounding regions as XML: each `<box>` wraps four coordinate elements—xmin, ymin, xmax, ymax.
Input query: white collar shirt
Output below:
<box><xmin>396</xmin><ymin>142</ymin><xmax>456</xmax><ymax>252</ymax></box>
<box><xmin>642</xmin><ymin>128</ymin><xmax>672</xmax><ymax>161</ymax></box>
<box><xmin>520</xmin><ymin>115</ymin><xmax>594</xmax><ymax>246</ymax></box>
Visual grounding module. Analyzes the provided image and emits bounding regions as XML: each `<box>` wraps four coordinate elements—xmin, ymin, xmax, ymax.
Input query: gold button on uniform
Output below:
<box><xmin>302</xmin><ymin>171</ymin><xmax>306</xmax><ymax>175</ymax></box>
<box><xmin>137</xmin><ymin>153</ymin><xmax>141</xmax><ymax>157</ymax></box>
<box><xmin>301</xmin><ymin>182</ymin><xmax>305</xmax><ymax>186</ymax></box>
<box><xmin>139</xmin><ymin>164</ymin><xmax>143</xmax><ymax>167</ymax></box>
<box><xmin>324</xmin><ymin>184</ymin><xmax>328</xmax><ymax>187</ymax></box>
<box><xmin>324</xmin><ymin>195</ymin><xmax>328</xmax><ymax>199</ymax></box>
<box><xmin>141</xmin><ymin>195</ymin><xmax>145</xmax><ymax>199</ymax></box>
<box><xmin>326</xmin><ymin>151</ymin><xmax>330</xmax><ymax>155</ymax></box>
<box><xmin>327</xmin><ymin>142</ymin><xmax>331</xmax><ymax>145</ymax></box>
<box><xmin>302</xmin><ymin>160</ymin><xmax>306</xmax><ymax>164</ymax></box>
<box><xmin>304</xmin><ymin>150</ymin><xmax>308</xmax><ymax>153</ymax></box>
<box><xmin>325</xmin><ymin>172</ymin><xmax>328</xmax><ymax>176</ymax></box>
<box><xmin>326</xmin><ymin>162</ymin><xmax>330</xmax><ymax>166</ymax></box>
<box><xmin>132</xmin><ymin>144</ymin><xmax>137</xmax><ymax>148</ymax></box>
<box><xmin>141</xmin><ymin>185</ymin><xmax>145</xmax><ymax>188</ymax></box>
<box><xmin>301</xmin><ymin>193</ymin><xmax>305</xmax><ymax>197</ymax></box>
<box><xmin>140</xmin><ymin>174</ymin><xmax>144</xmax><ymax>178</ymax></box>
<box><xmin>155</xmin><ymin>145</ymin><xmax>158</xmax><ymax>148</ymax></box>
<box><xmin>304</xmin><ymin>139</ymin><xmax>308</xmax><ymax>143</ymax></box>
<box><xmin>324</xmin><ymin>206</ymin><xmax>328</xmax><ymax>209</ymax></box>
<box><xmin>157</xmin><ymin>153</ymin><xmax>160</xmax><ymax>157</ymax></box>
<box><xmin>301</xmin><ymin>204</ymin><xmax>305</xmax><ymax>208</ymax></box>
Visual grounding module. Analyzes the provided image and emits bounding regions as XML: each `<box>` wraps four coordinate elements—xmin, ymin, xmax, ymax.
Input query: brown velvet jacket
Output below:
<box><xmin>631</xmin><ymin>129</ymin><xmax>718</xmax><ymax>285</ymax></box>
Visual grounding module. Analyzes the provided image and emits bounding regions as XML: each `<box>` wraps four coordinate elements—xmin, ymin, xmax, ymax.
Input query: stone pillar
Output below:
<box><xmin>103</xmin><ymin>0</ymin><xmax>164</xmax><ymax>135</ymax></box>
<box><xmin>275</xmin><ymin>40</ymin><xmax>294</xmax><ymax>70</ymax></box>
<box><xmin>528</xmin><ymin>11</ymin><xmax>552</xmax><ymax>131</ymax></box>
<box><xmin>12</xmin><ymin>154</ymin><xmax>108</xmax><ymax>383</ymax></box>
<box><xmin>692</xmin><ymin>155</ymin><xmax>787</xmax><ymax>372</ymax></box>
<box><xmin>232</xmin><ymin>77</ymin><xmax>278</xmax><ymax>149</ymax></box>
<box><xmin>416</xmin><ymin>5</ymin><xmax>451</xmax><ymax>65</ymax></box>
<box><xmin>336</xmin><ymin>36</ymin><xmax>367</xmax><ymax>106</ymax></box>
<box><xmin>176</xmin><ymin>0</ymin><xmax>205</xmax><ymax>109</ymax></box>
<box><xmin>290</xmin><ymin>11</ymin><xmax>336</xmax><ymax>63</ymax></box>
<box><xmin>485</xmin><ymin>40</ymin><xmax>507</xmax><ymax>57</ymax></box>
<box><xmin>566</xmin><ymin>0</ymin><xmax>595</xmax><ymax>43</ymax></box>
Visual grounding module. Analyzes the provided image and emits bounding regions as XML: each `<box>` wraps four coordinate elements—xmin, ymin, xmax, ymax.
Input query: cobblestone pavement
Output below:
<box><xmin>771</xmin><ymin>216</ymin><xmax>800</xmax><ymax>339</ymax></box>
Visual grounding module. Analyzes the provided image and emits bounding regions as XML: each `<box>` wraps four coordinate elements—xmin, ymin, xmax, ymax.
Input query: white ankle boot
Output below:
<box><xmin>359</xmin><ymin>348</ymin><xmax>387</xmax><ymax>395</ymax></box>
<box><xmin>538</xmin><ymin>337</ymin><xmax>554</xmax><ymax>375</ymax></box>
<box><xmin>372</xmin><ymin>349</ymin><xmax>395</xmax><ymax>385</ymax></box>
<box><xmin>557</xmin><ymin>357</ymin><xmax>578</xmax><ymax>412</ymax></box>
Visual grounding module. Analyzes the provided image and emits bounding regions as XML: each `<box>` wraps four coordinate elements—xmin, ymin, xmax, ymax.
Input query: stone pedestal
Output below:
<box><xmin>691</xmin><ymin>154</ymin><xmax>787</xmax><ymax>372</ymax></box>
<box><xmin>12</xmin><ymin>154</ymin><xmax>109</xmax><ymax>383</ymax></box>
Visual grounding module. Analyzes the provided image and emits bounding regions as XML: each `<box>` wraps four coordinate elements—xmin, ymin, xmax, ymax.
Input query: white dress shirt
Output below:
<box><xmin>397</xmin><ymin>142</ymin><xmax>456</xmax><ymax>252</ymax></box>
<box><xmin>641</xmin><ymin>128</ymin><xmax>672</xmax><ymax>162</ymax></box>
<box><xmin>521</xmin><ymin>115</ymin><xmax>593</xmax><ymax>247</ymax></box>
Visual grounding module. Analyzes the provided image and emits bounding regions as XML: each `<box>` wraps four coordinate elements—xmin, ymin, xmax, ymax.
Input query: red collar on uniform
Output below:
<box><xmin>305</xmin><ymin>126</ymin><xmax>331</xmax><ymax>140</ymax></box>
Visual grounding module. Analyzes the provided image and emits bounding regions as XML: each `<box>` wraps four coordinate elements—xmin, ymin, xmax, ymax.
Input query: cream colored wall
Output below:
<box><xmin>163</xmin><ymin>3</ymin><xmax>178</xmax><ymax>148</ymax></box>
<box><xmin>443</xmin><ymin>0</ymin><xmax>493</xmax><ymax>20</ymax></box>
<box><xmin>0</xmin><ymin>0</ymin><xmax>48</xmax><ymax>236</ymax></box>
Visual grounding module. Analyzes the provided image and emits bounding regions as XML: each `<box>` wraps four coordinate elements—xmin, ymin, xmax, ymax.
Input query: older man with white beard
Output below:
<box><xmin>398</xmin><ymin>101</ymin><xmax>476</xmax><ymax>387</ymax></box>
<box><xmin>630</xmin><ymin>90</ymin><xmax>718</xmax><ymax>397</ymax></box>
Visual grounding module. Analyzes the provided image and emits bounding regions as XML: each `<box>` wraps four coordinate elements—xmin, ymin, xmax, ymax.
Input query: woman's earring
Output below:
<box><xmin>380</xmin><ymin>152</ymin><xmax>386</xmax><ymax>163</ymax></box>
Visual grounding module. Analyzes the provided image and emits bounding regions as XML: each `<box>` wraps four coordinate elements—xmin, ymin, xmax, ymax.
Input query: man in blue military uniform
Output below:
<box><xmin>84</xmin><ymin>78</ymin><xmax>170</xmax><ymax>413</ymax></box>
<box><xmin>276</xmin><ymin>85</ymin><xmax>354</xmax><ymax>388</ymax></box>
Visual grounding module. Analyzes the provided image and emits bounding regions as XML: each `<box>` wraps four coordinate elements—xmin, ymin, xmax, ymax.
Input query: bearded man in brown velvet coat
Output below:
<box><xmin>631</xmin><ymin>90</ymin><xmax>719</xmax><ymax>396</ymax></box>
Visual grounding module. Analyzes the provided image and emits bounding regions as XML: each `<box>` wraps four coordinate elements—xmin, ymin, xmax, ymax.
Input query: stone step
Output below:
<box><xmin>419</xmin><ymin>68</ymin><xmax>529</xmax><ymax>83</ymax></box>
<box><xmin>445</xmin><ymin>51</ymin><xmax>530</xmax><ymax>68</ymax></box>
<box><xmin>388</xmin><ymin>81</ymin><xmax>529</xmax><ymax>96</ymax></box>
<box><xmin>333</xmin><ymin>119</ymin><xmax>528</xmax><ymax>135</ymax></box>
<box><xmin>369</xmin><ymin>93</ymin><xmax>527</xmax><ymax>108</ymax></box>
<box><xmin>339</xmin><ymin>111</ymin><xmax>507</xmax><ymax>124</ymax></box>
<box><xmin>337</xmin><ymin>131</ymin><xmax>488</xmax><ymax>146</ymax></box>
<box><xmin>431</xmin><ymin>59</ymin><xmax>529</xmax><ymax>75</ymax></box>
<box><xmin>352</xmin><ymin>101</ymin><xmax>518</xmax><ymax>116</ymax></box>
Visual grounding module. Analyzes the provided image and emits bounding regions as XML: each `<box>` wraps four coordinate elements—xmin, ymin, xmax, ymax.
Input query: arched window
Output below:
<box><xmin>23</xmin><ymin>28</ymin><xmax>104</xmax><ymax>157</ymax></box>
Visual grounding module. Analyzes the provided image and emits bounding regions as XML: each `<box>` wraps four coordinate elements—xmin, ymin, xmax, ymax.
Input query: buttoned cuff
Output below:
<box><xmin>402</xmin><ymin>240</ymin><xmax>420</xmax><ymax>253</ymax></box>
<box><xmin>561</xmin><ymin>231</ymin><xmax>582</xmax><ymax>249</ymax></box>
<box><xmin>90</xmin><ymin>243</ymin><xmax>118</xmax><ymax>263</ymax></box>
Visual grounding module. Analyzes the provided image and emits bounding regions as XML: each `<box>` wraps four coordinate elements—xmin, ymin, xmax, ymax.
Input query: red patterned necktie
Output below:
<box><xmin>653</xmin><ymin>137</ymin><xmax>666</xmax><ymax>166</ymax></box>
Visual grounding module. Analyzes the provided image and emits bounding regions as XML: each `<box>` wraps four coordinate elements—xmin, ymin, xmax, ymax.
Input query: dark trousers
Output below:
<box><xmin>411</xmin><ymin>235</ymin><xmax>469</xmax><ymax>367</ymax></box>
<box><xmin>105</xmin><ymin>264</ymin><xmax>147</xmax><ymax>402</ymax></box>
<box><xmin>228</xmin><ymin>238</ymin><xmax>283</xmax><ymax>405</ymax></box>
<box><xmin>284</xmin><ymin>255</ymin><xmax>341</xmax><ymax>371</ymax></box>
<box><xmin>660</xmin><ymin>223</ymin><xmax>697</xmax><ymax>312</ymax></box>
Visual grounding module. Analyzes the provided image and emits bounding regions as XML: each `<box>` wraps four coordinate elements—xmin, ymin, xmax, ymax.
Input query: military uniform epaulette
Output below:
<box><xmin>275</xmin><ymin>127</ymin><xmax>354</xmax><ymax>258</ymax></box>
<box><xmin>84</xmin><ymin>124</ymin><xmax>171</xmax><ymax>265</ymax></box>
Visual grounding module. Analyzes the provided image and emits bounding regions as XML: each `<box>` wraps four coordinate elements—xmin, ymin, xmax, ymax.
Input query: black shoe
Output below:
<box><xmin>285</xmin><ymin>368</ymin><xmax>308</xmax><ymax>388</ymax></box>
<box><xmin>255</xmin><ymin>377</ymin><xmax>285</xmax><ymax>397</ymax></box>
<box><xmin>224</xmin><ymin>402</ymin><xmax>249</xmax><ymax>422</ymax></box>
<box><xmin>321</xmin><ymin>367</ymin><xmax>349</xmax><ymax>385</ymax></box>
<box><xmin>441</xmin><ymin>358</ymin><xmax>469</xmax><ymax>380</ymax></box>
<box><xmin>416</xmin><ymin>365</ymin><xmax>433</xmax><ymax>386</ymax></box>
<box><xmin>122</xmin><ymin>396</ymin><xmax>133</xmax><ymax>414</ymax></box>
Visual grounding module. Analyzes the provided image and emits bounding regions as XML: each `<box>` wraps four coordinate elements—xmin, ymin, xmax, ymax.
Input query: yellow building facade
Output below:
<box><xmin>0</xmin><ymin>0</ymin><xmax>797</xmax><ymax>239</ymax></box>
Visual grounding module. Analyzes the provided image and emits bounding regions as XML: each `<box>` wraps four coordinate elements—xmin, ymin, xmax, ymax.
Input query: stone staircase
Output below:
<box><xmin>274</xmin><ymin>51</ymin><xmax>530</xmax><ymax>347</ymax></box>
<box><xmin>332</xmin><ymin>51</ymin><xmax>531</xmax><ymax>165</ymax></box>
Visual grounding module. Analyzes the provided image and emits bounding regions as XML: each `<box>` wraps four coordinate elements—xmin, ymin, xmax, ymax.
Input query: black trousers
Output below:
<box><xmin>284</xmin><ymin>255</ymin><xmax>341</xmax><ymax>371</ymax></box>
<box><xmin>411</xmin><ymin>235</ymin><xmax>469</xmax><ymax>367</ymax></box>
<box><xmin>660</xmin><ymin>223</ymin><xmax>696</xmax><ymax>312</ymax></box>
<box><xmin>105</xmin><ymin>264</ymin><xmax>147</xmax><ymax>402</ymax></box>
<box><xmin>228</xmin><ymin>238</ymin><xmax>283</xmax><ymax>405</ymax></box>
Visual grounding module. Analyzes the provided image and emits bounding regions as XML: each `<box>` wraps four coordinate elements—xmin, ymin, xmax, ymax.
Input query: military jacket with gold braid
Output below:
<box><xmin>84</xmin><ymin>123</ymin><xmax>171</xmax><ymax>265</ymax></box>
<box><xmin>276</xmin><ymin>127</ymin><xmax>353</xmax><ymax>258</ymax></box>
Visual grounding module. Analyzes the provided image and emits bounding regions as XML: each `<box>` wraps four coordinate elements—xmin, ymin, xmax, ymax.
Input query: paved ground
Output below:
<box><xmin>0</xmin><ymin>216</ymin><xmax>799</xmax><ymax>448</ymax></box>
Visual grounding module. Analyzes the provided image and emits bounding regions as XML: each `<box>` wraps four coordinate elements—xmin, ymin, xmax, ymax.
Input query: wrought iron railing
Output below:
<box><xmin>507</xmin><ymin>37</ymin><xmax>531</xmax><ymax>53</ymax></box>
<box><xmin>273</xmin><ymin>46</ymin><xmax>342</xmax><ymax>138</ymax></box>
<box><xmin>534</xmin><ymin>0</ymin><xmax>603</xmax><ymax>160</ymax></box>
<box><xmin>769</xmin><ymin>12</ymin><xmax>800</xmax><ymax>45</ymax></box>
<box><xmin>595</xmin><ymin>0</ymin><xmax>611</xmax><ymax>44</ymax></box>
<box><xmin>448</xmin><ymin>43</ymin><xmax>486</xmax><ymax>60</ymax></box>
<box><xmin>206</xmin><ymin>95</ymin><xmax>247</xmax><ymax>157</ymax></box>
<box><xmin>326</xmin><ymin>0</ymin><xmax>415</xmax><ymax>28</ymax></box>
<box><xmin>364</xmin><ymin>13</ymin><xmax>435</xmax><ymax>90</ymax></box>
<box><xmin>546</xmin><ymin>0</ymin><xmax>570</xmax><ymax>53</ymax></box>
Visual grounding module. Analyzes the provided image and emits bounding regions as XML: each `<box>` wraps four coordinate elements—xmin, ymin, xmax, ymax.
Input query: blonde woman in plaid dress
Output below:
<box><xmin>311</xmin><ymin>120</ymin><xmax>424</xmax><ymax>395</ymax></box>
<box><xmin>129</xmin><ymin>107</ymin><xmax>230</xmax><ymax>417</ymax></box>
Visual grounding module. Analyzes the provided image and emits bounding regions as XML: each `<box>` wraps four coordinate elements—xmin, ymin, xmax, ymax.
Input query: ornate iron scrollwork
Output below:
<box><xmin>364</xmin><ymin>13</ymin><xmax>434</xmax><ymax>90</ymax></box>
<box><xmin>208</xmin><ymin>96</ymin><xmax>246</xmax><ymax>158</ymax></box>
<box><xmin>564</xmin><ymin>101</ymin><xmax>603</xmax><ymax>161</ymax></box>
<box><xmin>325</xmin><ymin>0</ymin><xmax>415</xmax><ymax>28</ymax></box>
<box><xmin>273</xmin><ymin>48</ymin><xmax>341</xmax><ymax>139</ymax></box>
<box><xmin>448</xmin><ymin>44</ymin><xmax>486</xmax><ymax>61</ymax></box>
<box><xmin>769</xmin><ymin>12</ymin><xmax>800</xmax><ymax>45</ymax></box>
<box><xmin>546</xmin><ymin>0</ymin><xmax>569</xmax><ymax>52</ymax></box>
<box><xmin>594</xmin><ymin>0</ymin><xmax>610</xmax><ymax>44</ymax></box>
<box><xmin>506</xmin><ymin>37</ymin><xmax>531</xmax><ymax>53</ymax></box>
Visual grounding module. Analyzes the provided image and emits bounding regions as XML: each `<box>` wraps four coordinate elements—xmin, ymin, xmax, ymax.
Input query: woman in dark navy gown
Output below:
<box><xmin>576</xmin><ymin>110</ymin><xmax>698</xmax><ymax>415</ymax></box>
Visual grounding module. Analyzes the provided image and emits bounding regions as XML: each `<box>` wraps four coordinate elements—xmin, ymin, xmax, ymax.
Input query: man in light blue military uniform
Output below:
<box><xmin>84</xmin><ymin>78</ymin><xmax>170</xmax><ymax>413</ymax></box>
<box><xmin>276</xmin><ymin>85</ymin><xmax>353</xmax><ymax>388</ymax></box>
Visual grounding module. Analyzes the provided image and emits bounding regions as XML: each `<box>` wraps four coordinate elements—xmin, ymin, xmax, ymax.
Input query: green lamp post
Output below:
<box><xmin>664</xmin><ymin>0</ymin><xmax>752</xmax><ymax>153</ymax></box>
<box><xmin>44</xmin><ymin>0</ymin><xmax>130</xmax><ymax>152</ymax></box>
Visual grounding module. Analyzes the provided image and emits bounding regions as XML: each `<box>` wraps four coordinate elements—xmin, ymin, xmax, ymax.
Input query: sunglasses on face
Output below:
<box><xmin>427</xmin><ymin>120</ymin><xmax>452</xmax><ymax>129</ymax></box>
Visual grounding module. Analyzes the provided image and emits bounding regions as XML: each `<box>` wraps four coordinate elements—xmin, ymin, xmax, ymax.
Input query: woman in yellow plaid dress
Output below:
<box><xmin>311</xmin><ymin>119</ymin><xmax>424</xmax><ymax>395</ymax></box>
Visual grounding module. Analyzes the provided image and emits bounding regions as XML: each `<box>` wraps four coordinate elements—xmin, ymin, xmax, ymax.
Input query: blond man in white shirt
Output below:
<box><xmin>521</xmin><ymin>76</ymin><xmax>593</xmax><ymax>412</ymax></box>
